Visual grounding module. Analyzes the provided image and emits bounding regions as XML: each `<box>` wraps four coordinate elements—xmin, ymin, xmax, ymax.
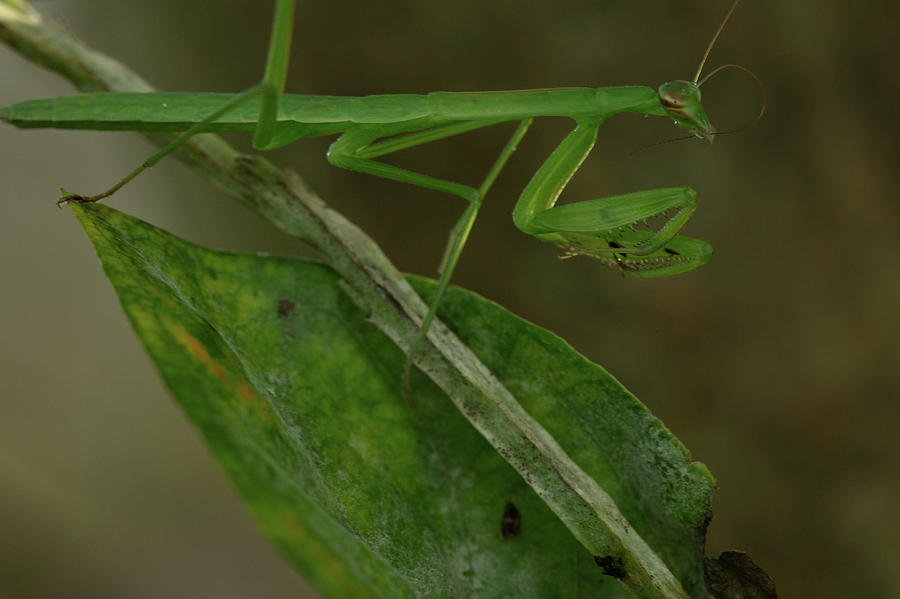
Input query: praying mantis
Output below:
<box><xmin>0</xmin><ymin>0</ymin><xmax>756</xmax><ymax>356</ymax></box>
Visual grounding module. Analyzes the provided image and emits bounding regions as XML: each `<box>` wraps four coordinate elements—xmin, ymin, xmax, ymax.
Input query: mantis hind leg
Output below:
<box><xmin>401</xmin><ymin>119</ymin><xmax>532</xmax><ymax>395</ymax></box>
<box><xmin>512</xmin><ymin>119</ymin><xmax>712</xmax><ymax>277</ymax></box>
<box><xmin>59</xmin><ymin>0</ymin><xmax>296</xmax><ymax>205</ymax></box>
<box><xmin>326</xmin><ymin>120</ymin><xmax>510</xmax><ymax>202</ymax></box>
<box><xmin>412</xmin><ymin>119</ymin><xmax>533</xmax><ymax>336</ymax></box>
<box><xmin>57</xmin><ymin>87</ymin><xmax>268</xmax><ymax>205</ymax></box>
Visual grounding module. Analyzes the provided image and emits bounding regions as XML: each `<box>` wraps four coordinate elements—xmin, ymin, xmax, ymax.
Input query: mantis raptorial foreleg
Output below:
<box><xmin>513</xmin><ymin>119</ymin><xmax>703</xmax><ymax>271</ymax></box>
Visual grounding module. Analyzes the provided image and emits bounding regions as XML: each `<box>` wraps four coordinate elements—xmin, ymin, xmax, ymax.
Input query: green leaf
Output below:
<box><xmin>73</xmin><ymin>202</ymin><xmax>715</xmax><ymax>599</ymax></box>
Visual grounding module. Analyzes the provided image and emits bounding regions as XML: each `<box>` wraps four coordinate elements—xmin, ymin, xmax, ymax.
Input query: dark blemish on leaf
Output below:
<box><xmin>277</xmin><ymin>298</ymin><xmax>296</xmax><ymax>318</ymax></box>
<box><xmin>500</xmin><ymin>501</ymin><xmax>521</xmax><ymax>538</ymax></box>
<box><xmin>594</xmin><ymin>555</ymin><xmax>627</xmax><ymax>579</ymax></box>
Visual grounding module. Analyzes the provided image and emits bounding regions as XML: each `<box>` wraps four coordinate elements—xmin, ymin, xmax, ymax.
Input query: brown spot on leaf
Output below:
<box><xmin>500</xmin><ymin>501</ymin><xmax>521</xmax><ymax>538</ymax></box>
<box><xmin>167</xmin><ymin>322</ymin><xmax>275</xmax><ymax>422</ymax></box>
<box><xmin>169</xmin><ymin>322</ymin><xmax>225</xmax><ymax>380</ymax></box>
<box><xmin>236</xmin><ymin>381</ymin><xmax>261</xmax><ymax>405</ymax></box>
<box><xmin>277</xmin><ymin>298</ymin><xmax>296</xmax><ymax>318</ymax></box>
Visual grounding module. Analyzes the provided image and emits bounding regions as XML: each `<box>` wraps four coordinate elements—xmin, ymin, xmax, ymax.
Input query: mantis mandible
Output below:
<box><xmin>0</xmin><ymin>0</ymin><xmax>752</xmax><ymax>367</ymax></box>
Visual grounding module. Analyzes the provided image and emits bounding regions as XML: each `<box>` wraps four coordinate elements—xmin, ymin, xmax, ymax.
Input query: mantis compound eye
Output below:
<box><xmin>659</xmin><ymin>93</ymin><xmax>686</xmax><ymax>110</ymax></box>
<box><xmin>657</xmin><ymin>80</ymin><xmax>714</xmax><ymax>143</ymax></box>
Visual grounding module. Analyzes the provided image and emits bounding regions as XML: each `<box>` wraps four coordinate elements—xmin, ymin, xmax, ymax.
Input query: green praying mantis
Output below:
<box><xmin>0</xmin><ymin>0</ymin><xmax>759</xmax><ymax>363</ymax></box>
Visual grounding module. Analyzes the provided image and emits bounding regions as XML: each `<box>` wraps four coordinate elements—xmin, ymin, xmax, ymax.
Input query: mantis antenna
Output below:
<box><xmin>692</xmin><ymin>0</ymin><xmax>767</xmax><ymax>129</ymax></box>
<box><xmin>699</xmin><ymin>63</ymin><xmax>767</xmax><ymax>129</ymax></box>
<box><xmin>693</xmin><ymin>0</ymin><xmax>743</xmax><ymax>84</ymax></box>
<box><xmin>642</xmin><ymin>0</ymin><xmax>763</xmax><ymax>151</ymax></box>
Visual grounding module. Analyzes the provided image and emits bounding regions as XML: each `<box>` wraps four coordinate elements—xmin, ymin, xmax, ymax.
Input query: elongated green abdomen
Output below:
<box><xmin>0</xmin><ymin>86</ymin><xmax>667</xmax><ymax>142</ymax></box>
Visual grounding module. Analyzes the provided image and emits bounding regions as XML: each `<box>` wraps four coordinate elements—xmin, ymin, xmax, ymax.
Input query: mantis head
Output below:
<box><xmin>658</xmin><ymin>80</ymin><xmax>714</xmax><ymax>143</ymax></box>
<box><xmin>653</xmin><ymin>0</ymin><xmax>748</xmax><ymax>144</ymax></box>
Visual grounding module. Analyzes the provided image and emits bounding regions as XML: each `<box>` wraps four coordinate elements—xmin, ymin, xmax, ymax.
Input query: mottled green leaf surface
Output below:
<box><xmin>73</xmin><ymin>202</ymin><xmax>715</xmax><ymax>599</ymax></box>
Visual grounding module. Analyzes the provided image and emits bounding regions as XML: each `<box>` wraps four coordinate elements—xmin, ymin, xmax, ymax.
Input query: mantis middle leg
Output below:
<box><xmin>326</xmin><ymin>119</ymin><xmax>533</xmax><ymax>387</ymax></box>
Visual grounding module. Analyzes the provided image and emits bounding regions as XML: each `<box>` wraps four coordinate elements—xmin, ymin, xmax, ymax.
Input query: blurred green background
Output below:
<box><xmin>1</xmin><ymin>1</ymin><xmax>897</xmax><ymax>597</ymax></box>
